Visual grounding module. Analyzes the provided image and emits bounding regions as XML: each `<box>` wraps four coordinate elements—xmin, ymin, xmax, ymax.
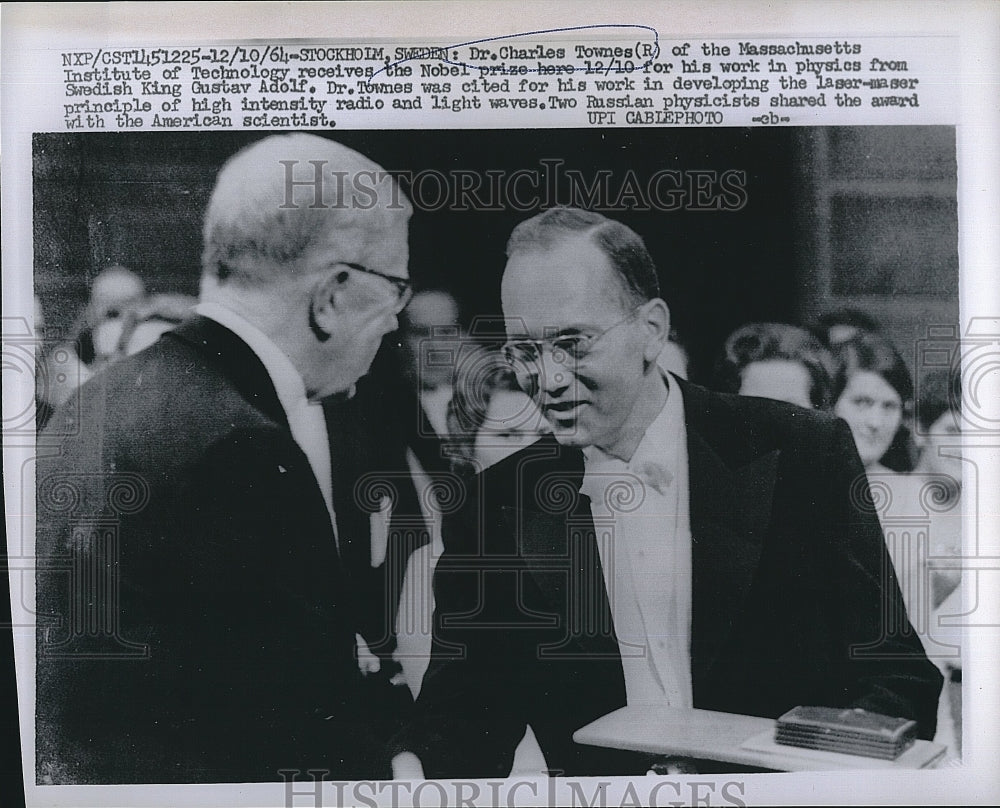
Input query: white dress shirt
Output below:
<box><xmin>581</xmin><ymin>375</ymin><xmax>693</xmax><ymax>707</ymax></box>
<box><xmin>195</xmin><ymin>302</ymin><xmax>337</xmax><ymax>542</ymax></box>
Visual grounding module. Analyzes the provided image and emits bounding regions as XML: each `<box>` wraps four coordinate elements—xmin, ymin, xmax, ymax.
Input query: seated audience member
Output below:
<box><xmin>831</xmin><ymin>331</ymin><xmax>915</xmax><ymax>475</ymax></box>
<box><xmin>810</xmin><ymin>306</ymin><xmax>883</xmax><ymax>347</ymax></box>
<box><xmin>72</xmin><ymin>265</ymin><xmax>147</xmax><ymax>371</ymax></box>
<box><xmin>813</xmin><ymin>309</ymin><xmax>915</xmax><ymax>471</ymax></box>
<box><xmin>116</xmin><ymin>293</ymin><xmax>197</xmax><ymax>357</ymax></box>
<box><xmin>715</xmin><ymin>322</ymin><xmax>834</xmax><ymax>409</ymax></box>
<box><xmin>446</xmin><ymin>348</ymin><xmax>550</xmax><ymax>475</ymax></box>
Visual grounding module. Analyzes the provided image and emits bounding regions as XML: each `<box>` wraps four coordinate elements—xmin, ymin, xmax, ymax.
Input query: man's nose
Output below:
<box><xmin>538</xmin><ymin>348</ymin><xmax>571</xmax><ymax>394</ymax></box>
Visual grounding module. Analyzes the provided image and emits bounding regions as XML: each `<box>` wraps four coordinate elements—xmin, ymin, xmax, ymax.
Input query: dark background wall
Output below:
<box><xmin>33</xmin><ymin>127</ymin><xmax>958</xmax><ymax>384</ymax></box>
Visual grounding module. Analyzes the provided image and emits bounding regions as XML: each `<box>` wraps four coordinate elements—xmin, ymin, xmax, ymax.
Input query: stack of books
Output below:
<box><xmin>774</xmin><ymin>706</ymin><xmax>918</xmax><ymax>760</ymax></box>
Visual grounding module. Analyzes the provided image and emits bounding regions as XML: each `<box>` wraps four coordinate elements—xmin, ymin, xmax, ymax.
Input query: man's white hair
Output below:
<box><xmin>201</xmin><ymin>133</ymin><xmax>411</xmax><ymax>286</ymax></box>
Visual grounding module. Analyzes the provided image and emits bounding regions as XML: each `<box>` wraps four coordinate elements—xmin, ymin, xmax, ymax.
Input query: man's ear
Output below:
<box><xmin>309</xmin><ymin>268</ymin><xmax>350</xmax><ymax>339</ymax></box>
<box><xmin>640</xmin><ymin>298</ymin><xmax>670</xmax><ymax>364</ymax></box>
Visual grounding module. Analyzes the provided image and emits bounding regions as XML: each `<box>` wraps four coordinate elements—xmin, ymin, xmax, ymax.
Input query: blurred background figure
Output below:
<box><xmin>870</xmin><ymin>366</ymin><xmax>963</xmax><ymax>760</ymax></box>
<box><xmin>831</xmin><ymin>331</ymin><xmax>915</xmax><ymax>474</ymax></box>
<box><xmin>72</xmin><ymin>265</ymin><xmax>147</xmax><ymax>372</ymax></box>
<box><xmin>115</xmin><ymin>293</ymin><xmax>197</xmax><ymax>357</ymax></box>
<box><xmin>341</xmin><ymin>288</ymin><xmax>471</xmax><ymax>705</ymax></box>
<box><xmin>37</xmin><ymin>285</ymin><xmax>193</xmax><ymax>430</ymax></box>
<box><xmin>913</xmin><ymin>366</ymin><xmax>963</xmax><ymax>499</ymax></box>
<box><xmin>907</xmin><ymin>367</ymin><xmax>963</xmax><ymax>631</ymax></box>
<box><xmin>400</xmin><ymin>289</ymin><xmax>465</xmax><ymax>437</ymax></box>
<box><xmin>446</xmin><ymin>347</ymin><xmax>550</xmax><ymax>475</ymax></box>
<box><xmin>916</xmin><ymin>370</ymin><xmax>964</xmax><ymax>761</ymax></box>
<box><xmin>714</xmin><ymin>321</ymin><xmax>834</xmax><ymax>409</ymax></box>
<box><xmin>810</xmin><ymin>306</ymin><xmax>883</xmax><ymax>348</ymax></box>
<box><xmin>396</xmin><ymin>345</ymin><xmax>551</xmax><ymax>774</ymax></box>
<box><xmin>396</xmin><ymin>347</ymin><xmax>550</xmax><ymax>691</ymax></box>
<box><xmin>656</xmin><ymin>327</ymin><xmax>690</xmax><ymax>380</ymax></box>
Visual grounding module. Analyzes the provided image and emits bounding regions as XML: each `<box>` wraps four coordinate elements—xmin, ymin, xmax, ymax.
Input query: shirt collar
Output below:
<box><xmin>195</xmin><ymin>301</ymin><xmax>312</xmax><ymax>418</ymax></box>
<box><xmin>581</xmin><ymin>373</ymin><xmax>684</xmax><ymax>490</ymax></box>
<box><xmin>629</xmin><ymin>373</ymin><xmax>683</xmax><ymax>474</ymax></box>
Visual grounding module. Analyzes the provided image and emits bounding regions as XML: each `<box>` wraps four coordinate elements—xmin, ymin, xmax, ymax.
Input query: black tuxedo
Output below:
<box><xmin>35</xmin><ymin>316</ymin><xmax>400</xmax><ymax>783</ymax></box>
<box><xmin>403</xmin><ymin>379</ymin><xmax>943</xmax><ymax>776</ymax></box>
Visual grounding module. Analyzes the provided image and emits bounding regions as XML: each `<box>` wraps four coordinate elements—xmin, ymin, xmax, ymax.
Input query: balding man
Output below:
<box><xmin>395</xmin><ymin>207</ymin><xmax>941</xmax><ymax>777</ymax></box>
<box><xmin>35</xmin><ymin>134</ymin><xmax>413</xmax><ymax>783</ymax></box>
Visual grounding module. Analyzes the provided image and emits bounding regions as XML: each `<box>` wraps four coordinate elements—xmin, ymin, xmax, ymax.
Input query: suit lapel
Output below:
<box><xmin>504</xmin><ymin>439</ymin><xmax>619</xmax><ymax>657</ymax></box>
<box><xmin>509</xmin><ymin>501</ymin><xmax>620</xmax><ymax>658</ymax></box>
<box><xmin>679</xmin><ymin>381</ymin><xmax>780</xmax><ymax>686</ymax></box>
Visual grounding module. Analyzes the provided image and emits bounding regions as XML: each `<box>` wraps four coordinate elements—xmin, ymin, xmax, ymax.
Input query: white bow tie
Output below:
<box><xmin>580</xmin><ymin>456</ymin><xmax>673</xmax><ymax>513</ymax></box>
<box><xmin>632</xmin><ymin>460</ymin><xmax>674</xmax><ymax>495</ymax></box>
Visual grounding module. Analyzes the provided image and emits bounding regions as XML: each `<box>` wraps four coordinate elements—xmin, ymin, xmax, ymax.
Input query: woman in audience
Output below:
<box><xmin>714</xmin><ymin>321</ymin><xmax>835</xmax><ymax>409</ymax></box>
<box><xmin>397</xmin><ymin>348</ymin><xmax>552</xmax><ymax>771</ymax></box>
<box><xmin>445</xmin><ymin>347</ymin><xmax>549</xmax><ymax>475</ymax></box>
<box><xmin>831</xmin><ymin>331</ymin><xmax>915</xmax><ymax>474</ymax></box>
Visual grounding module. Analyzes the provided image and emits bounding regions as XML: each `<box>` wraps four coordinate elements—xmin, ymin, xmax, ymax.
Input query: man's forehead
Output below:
<box><xmin>502</xmin><ymin>239</ymin><xmax>621</xmax><ymax>334</ymax></box>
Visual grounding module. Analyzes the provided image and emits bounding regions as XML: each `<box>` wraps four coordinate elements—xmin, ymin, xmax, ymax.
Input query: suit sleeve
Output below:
<box><xmin>825</xmin><ymin>418</ymin><xmax>943</xmax><ymax>738</ymax></box>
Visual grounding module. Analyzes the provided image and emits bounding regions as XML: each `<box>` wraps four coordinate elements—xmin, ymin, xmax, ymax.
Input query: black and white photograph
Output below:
<box><xmin>28</xmin><ymin>124</ymin><xmax>963</xmax><ymax>779</ymax></box>
<box><xmin>3</xmin><ymin>3</ymin><xmax>999</xmax><ymax>807</ymax></box>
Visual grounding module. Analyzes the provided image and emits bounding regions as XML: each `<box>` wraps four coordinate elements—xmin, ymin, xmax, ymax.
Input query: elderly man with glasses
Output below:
<box><xmin>35</xmin><ymin>134</ymin><xmax>413</xmax><ymax>783</ymax></box>
<box><xmin>392</xmin><ymin>206</ymin><xmax>942</xmax><ymax>778</ymax></box>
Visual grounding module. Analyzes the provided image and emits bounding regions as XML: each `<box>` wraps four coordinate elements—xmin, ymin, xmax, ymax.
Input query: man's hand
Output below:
<box><xmin>391</xmin><ymin>752</ymin><xmax>425</xmax><ymax>780</ymax></box>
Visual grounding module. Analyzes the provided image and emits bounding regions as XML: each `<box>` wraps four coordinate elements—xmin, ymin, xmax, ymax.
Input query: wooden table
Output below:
<box><xmin>573</xmin><ymin>706</ymin><xmax>946</xmax><ymax>772</ymax></box>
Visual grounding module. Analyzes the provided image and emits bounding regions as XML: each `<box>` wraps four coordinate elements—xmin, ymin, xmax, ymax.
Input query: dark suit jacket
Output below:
<box><xmin>35</xmin><ymin>316</ymin><xmax>398</xmax><ymax>783</ymax></box>
<box><xmin>403</xmin><ymin>379</ymin><xmax>943</xmax><ymax>777</ymax></box>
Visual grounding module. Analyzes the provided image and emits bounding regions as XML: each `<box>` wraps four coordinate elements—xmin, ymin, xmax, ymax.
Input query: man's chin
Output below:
<box><xmin>547</xmin><ymin>421</ymin><xmax>588</xmax><ymax>447</ymax></box>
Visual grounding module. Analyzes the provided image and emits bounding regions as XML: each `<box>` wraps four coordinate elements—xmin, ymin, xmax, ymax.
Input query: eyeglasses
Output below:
<box><xmin>338</xmin><ymin>262</ymin><xmax>413</xmax><ymax>312</ymax></box>
<box><xmin>502</xmin><ymin>307</ymin><xmax>640</xmax><ymax>373</ymax></box>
